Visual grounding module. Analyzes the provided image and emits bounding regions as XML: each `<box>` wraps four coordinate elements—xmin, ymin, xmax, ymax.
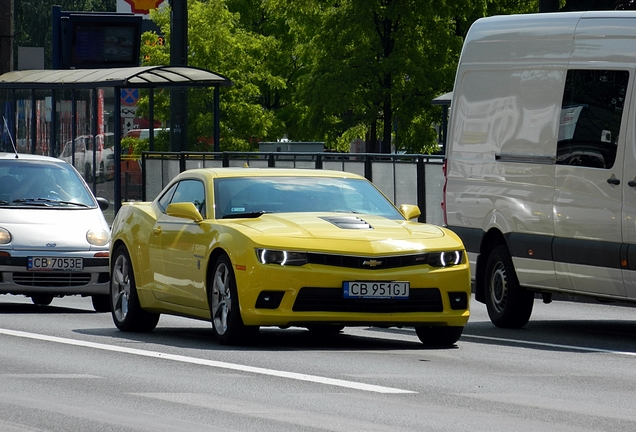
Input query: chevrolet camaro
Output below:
<box><xmin>109</xmin><ymin>168</ymin><xmax>470</xmax><ymax>346</ymax></box>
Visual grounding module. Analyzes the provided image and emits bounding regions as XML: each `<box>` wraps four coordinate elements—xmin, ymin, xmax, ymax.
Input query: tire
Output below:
<box><xmin>91</xmin><ymin>294</ymin><xmax>111</xmax><ymax>312</ymax></box>
<box><xmin>415</xmin><ymin>326</ymin><xmax>463</xmax><ymax>347</ymax></box>
<box><xmin>306</xmin><ymin>325</ymin><xmax>345</xmax><ymax>334</ymax></box>
<box><xmin>209</xmin><ymin>254</ymin><xmax>258</xmax><ymax>345</ymax></box>
<box><xmin>110</xmin><ymin>245</ymin><xmax>159</xmax><ymax>332</ymax></box>
<box><xmin>484</xmin><ymin>245</ymin><xmax>534</xmax><ymax>328</ymax></box>
<box><xmin>31</xmin><ymin>295</ymin><xmax>53</xmax><ymax>306</ymax></box>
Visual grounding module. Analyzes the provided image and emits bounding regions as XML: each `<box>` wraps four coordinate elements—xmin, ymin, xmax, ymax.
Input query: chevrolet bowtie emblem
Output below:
<box><xmin>363</xmin><ymin>259</ymin><xmax>383</xmax><ymax>267</ymax></box>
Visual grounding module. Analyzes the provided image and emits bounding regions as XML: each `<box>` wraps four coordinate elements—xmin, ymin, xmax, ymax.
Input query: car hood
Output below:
<box><xmin>0</xmin><ymin>208</ymin><xmax>109</xmax><ymax>251</ymax></box>
<box><xmin>224</xmin><ymin>213</ymin><xmax>458</xmax><ymax>254</ymax></box>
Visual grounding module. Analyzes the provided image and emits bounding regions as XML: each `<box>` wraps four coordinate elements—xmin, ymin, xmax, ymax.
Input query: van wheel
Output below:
<box><xmin>484</xmin><ymin>245</ymin><xmax>534</xmax><ymax>328</ymax></box>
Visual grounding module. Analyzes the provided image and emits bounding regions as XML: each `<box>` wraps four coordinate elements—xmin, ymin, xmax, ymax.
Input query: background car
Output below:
<box><xmin>109</xmin><ymin>168</ymin><xmax>470</xmax><ymax>346</ymax></box>
<box><xmin>0</xmin><ymin>153</ymin><xmax>111</xmax><ymax>311</ymax></box>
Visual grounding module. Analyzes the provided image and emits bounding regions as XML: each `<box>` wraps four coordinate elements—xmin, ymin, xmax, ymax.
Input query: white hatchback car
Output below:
<box><xmin>0</xmin><ymin>153</ymin><xmax>111</xmax><ymax>311</ymax></box>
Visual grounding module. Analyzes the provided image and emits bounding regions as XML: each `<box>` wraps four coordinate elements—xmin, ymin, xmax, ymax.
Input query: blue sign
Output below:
<box><xmin>121</xmin><ymin>88</ymin><xmax>139</xmax><ymax>106</ymax></box>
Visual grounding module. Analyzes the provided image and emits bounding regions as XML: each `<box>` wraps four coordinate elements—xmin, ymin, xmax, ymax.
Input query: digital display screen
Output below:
<box><xmin>65</xmin><ymin>15</ymin><xmax>142</xmax><ymax>68</ymax></box>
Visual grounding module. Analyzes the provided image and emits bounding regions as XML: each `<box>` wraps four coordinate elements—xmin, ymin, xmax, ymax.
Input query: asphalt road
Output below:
<box><xmin>1</xmin><ymin>294</ymin><xmax>636</xmax><ymax>431</ymax></box>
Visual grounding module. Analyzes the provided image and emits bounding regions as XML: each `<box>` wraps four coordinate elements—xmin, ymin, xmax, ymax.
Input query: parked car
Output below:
<box><xmin>109</xmin><ymin>167</ymin><xmax>470</xmax><ymax>346</ymax></box>
<box><xmin>59</xmin><ymin>136</ymin><xmax>88</xmax><ymax>175</ymax></box>
<box><xmin>0</xmin><ymin>153</ymin><xmax>111</xmax><ymax>311</ymax></box>
<box><xmin>97</xmin><ymin>132</ymin><xmax>115</xmax><ymax>181</ymax></box>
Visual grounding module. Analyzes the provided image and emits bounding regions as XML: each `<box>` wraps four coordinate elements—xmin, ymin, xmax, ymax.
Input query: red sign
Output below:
<box><xmin>124</xmin><ymin>0</ymin><xmax>164</xmax><ymax>14</ymax></box>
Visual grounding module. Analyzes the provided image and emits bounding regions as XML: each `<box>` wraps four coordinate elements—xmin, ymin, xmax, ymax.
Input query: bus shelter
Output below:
<box><xmin>0</xmin><ymin>66</ymin><xmax>231</xmax><ymax>220</ymax></box>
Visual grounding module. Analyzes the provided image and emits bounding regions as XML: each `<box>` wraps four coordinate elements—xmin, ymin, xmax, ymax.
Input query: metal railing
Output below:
<box><xmin>140</xmin><ymin>151</ymin><xmax>445</xmax><ymax>224</ymax></box>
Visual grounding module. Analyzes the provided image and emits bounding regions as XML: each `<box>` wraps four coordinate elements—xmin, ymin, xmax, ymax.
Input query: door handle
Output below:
<box><xmin>153</xmin><ymin>226</ymin><xmax>162</xmax><ymax>235</ymax></box>
<box><xmin>607</xmin><ymin>177</ymin><xmax>621</xmax><ymax>185</ymax></box>
<box><xmin>629</xmin><ymin>180</ymin><xmax>636</xmax><ymax>188</ymax></box>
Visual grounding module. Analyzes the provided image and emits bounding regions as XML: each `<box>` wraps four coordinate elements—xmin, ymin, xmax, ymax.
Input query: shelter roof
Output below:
<box><xmin>431</xmin><ymin>91</ymin><xmax>452</xmax><ymax>106</ymax></box>
<box><xmin>0</xmin><ymin>66</ymin><xmax>232</xmax><ymax>89</ymax></box>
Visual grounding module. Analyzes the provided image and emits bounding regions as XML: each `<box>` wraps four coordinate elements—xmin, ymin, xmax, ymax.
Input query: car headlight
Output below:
<box><xmin>0</xmin><ymin>227</ymin><xmax>11</xmax><ymax>244</ymax></box>
<box><xmin>86</xmin><ymin>228</ymin><xmax>110</xmax><ymax>246</ymax></box>
<box><xmin>425</xmin><ymin>250</ymin><xmax>463</xmax><ymax>268</ymax></box>
<box><xmin>256</xmin><ymin>248</ymin><xmax>308</xmax><ymax>266</ymax></box>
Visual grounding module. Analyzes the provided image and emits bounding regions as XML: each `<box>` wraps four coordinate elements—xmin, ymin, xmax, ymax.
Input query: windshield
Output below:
<box><xmin>214</xmin><ymin>176</ymin><xmax>403</xmax><ymax>220</ymax></box>
<box><xmin>0</xmin><ymin>160</ymin><xmax>96</xmax><ymax>207</ymax></box>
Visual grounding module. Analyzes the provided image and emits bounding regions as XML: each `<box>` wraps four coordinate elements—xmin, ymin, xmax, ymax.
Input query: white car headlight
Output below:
<box><xmin>86</xmin><ymin>228</ymin><xmax>110</xmax><ymax>246</ymax></box>
<box><xmin>0</xmin><ymin>227</ymin><xmax>11</xmax><ymax>244</ymax></box>
<box><xmin>256</xmin><ymin>248</ymin><xmax>308</xmax><ymax>266</ymax></box>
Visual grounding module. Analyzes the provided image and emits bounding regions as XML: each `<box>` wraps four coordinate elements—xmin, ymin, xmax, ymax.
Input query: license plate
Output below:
<box><xmin>27</xmin><ymin>257</ymin><xmax>83</xmax><ymax>272</ymax></box>
<box><xmin>343</xmin><ymin>281</ymin><xmax>409</xmax><ymax>299</ymax></box>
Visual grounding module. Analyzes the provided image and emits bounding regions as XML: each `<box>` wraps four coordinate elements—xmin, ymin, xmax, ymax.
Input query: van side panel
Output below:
<box><xmin>447</xmin><ymin>65</ymin><xmax>565</xmax><ymax>289</ymax></box>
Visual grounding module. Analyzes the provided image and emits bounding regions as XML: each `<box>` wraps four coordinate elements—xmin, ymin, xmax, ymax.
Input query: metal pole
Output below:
<box><xmin>114</xmin><ymin>88</ymin><xmax>122</xmax><ymax>212</ymax></box>
<box><xmin>0</xmin><ymin>0</ymin><xmax>14</xmax><ymax>74</ymax></box>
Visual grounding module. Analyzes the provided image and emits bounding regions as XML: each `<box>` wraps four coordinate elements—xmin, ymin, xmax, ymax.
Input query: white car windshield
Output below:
<box><xmin>0</xmin><ymin>160</ymin><xmax>95</xmax><ymax>207</ymax></box>
<box><xmin>214</xmin><ymin>176</ymin><xmax>403</xmax><ymax>220</ymax></box>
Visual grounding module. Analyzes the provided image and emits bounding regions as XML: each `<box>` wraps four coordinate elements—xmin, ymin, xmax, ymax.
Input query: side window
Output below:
<box><xmin>157</xmin><ymin>183</ymin><xmax>178</xmax><ymax>212</ymax></box>
<box><xmin>171</xmin><ymin>179</ymin><xmax>206</xmax><ymax>218</ymax></box>
<box><xmin>557</xmin><ymin>69</ymin><xmax>629</xmax><ymax>169</ymax></box>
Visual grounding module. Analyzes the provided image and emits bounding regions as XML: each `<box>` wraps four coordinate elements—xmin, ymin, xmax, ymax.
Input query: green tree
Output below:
<box><xmin>266</xmin><ymin>0</ymin><xmax>487</xmax><ymax>153</ymax></box>
<box><xmin>142</xmin><ymin>0</ymin><xmax>285</xmax><ymax>150</ymax></box>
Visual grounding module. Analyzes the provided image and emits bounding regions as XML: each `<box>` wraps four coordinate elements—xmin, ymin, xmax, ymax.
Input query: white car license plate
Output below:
<box><xmin>27</xmin><ymin>257</ymin><xmax>83</xmax><ymax>272</ymax></box>
<box><xmin>343</xmin><ymin>281</ymin><xmax>409</xmax><ymax>299</ymax></box>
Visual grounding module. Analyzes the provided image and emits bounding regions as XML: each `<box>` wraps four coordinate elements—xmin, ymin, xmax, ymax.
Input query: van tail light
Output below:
<box><xmin>441</xmin><ymin>158</ymin><xmax>448</xmax><ymax>226</ymax></box>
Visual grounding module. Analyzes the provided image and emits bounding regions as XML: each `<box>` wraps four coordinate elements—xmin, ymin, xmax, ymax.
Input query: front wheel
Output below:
<box><xmin>209</xmin><ymin>254</ymin><xmax>258</xmax><ymax>345</ymax></box>
<box><xmin>484</xmin><ymin>245</ymin><xmax>534</xmax><ymax>328</ymax></box>
<box><xmin>110</xmin><ymin>245</ymin><xmax>159</xmax><ymax>332</ymax></box>
<box><xmin>31</xmin><ymin>295</ymin><xmax>53</xmax><ymax>306</ymax></box>
<box><xmin>91</xmin><ymin>294</ymin><xmax>111</xmax><ymax>312</ymax></box>
<box><xmin>306</xmin><ymin>325</ymin><xmax>345</xmax><ymax>334</ymax></box>
<box><xmin>415</xmin><ymin>326</ymin><xmax>463</xmax><ymax>347</ymax></box>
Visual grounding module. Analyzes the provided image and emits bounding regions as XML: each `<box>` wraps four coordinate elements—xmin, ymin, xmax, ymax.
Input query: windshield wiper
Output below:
<box><xmin>11</xmin><ymin>198</ymin><xmax>89</xmax><ymax>208</ymax></box>
<box><xmin>12</xmin><ymin>198</ymin><xmax>53</xmax><ymax>206</ymax></box>
<box><xmin>55</xmin><ymin>201</ymin><xmax>90</xmax><ymax>208</ymax></box>
<box><xmin>222</xmin><ymin>211</ymin><xmax>268</xmax><ymax>219</ymax></box>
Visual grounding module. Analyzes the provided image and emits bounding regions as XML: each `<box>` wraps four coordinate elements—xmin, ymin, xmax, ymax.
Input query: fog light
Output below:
<box><xmin>449</xmin><ymin>292</ymin><xmax>468</xmax><ymax>310</ymax></box>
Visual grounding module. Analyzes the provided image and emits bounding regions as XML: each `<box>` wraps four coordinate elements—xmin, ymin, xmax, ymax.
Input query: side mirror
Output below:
<box><xmin>96</xmin><ymin>197</ymin><xmax>109</xmax><ymax>211</ymax></box>
<box><xmin>399</xmin><ymin>204</ymin><xmax>421</xmax><ymax>221</ymax></box>
<box><xmin>166</xmin><ymin>202</ymin><xmax>203</xmax><ymax>222</ymax></box>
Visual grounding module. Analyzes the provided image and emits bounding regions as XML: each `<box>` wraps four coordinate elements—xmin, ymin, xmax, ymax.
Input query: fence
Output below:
<box><xmin>141</xmin><ymin>151</ymin><xmax>446</xmax><ymax>225</ymax></box>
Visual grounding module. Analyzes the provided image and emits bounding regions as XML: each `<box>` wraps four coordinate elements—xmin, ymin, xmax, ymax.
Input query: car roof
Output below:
<box><xmin>181</xmin><ymin>167</ymin><xmax>366</xmax><ymax>180</ymax></box>
<box><xmin>0</xmin><ymin>152</ymin><xmax>68</xmax><ymax>164</ymax></box>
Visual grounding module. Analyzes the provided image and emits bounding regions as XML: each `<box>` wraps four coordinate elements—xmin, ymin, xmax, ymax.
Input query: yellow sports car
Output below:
<box><xmin>109</xmin><ymin>168</ymin><xmax>470</xmax><ymax>346</ymax></box>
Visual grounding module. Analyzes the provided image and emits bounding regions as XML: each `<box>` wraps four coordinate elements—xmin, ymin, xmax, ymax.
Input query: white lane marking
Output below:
<box><xmin>0</xmin><ymin>328</ymin><xmax>415</xmax><ymax>394</ymax></box>
<box><xmin>463</xmin><ymin>334</ymin><xmax>636</xmax><ymax>356</ymax></box>
<box><xmin>1</xmin><ymin>374</ymin><xmax>103</xmax><ymax>379</ymax></box>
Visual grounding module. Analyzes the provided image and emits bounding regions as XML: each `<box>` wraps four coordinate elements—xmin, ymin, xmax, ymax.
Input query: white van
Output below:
<box><xmin>444</xmin><ymin>11</ymin><xmax>636</xmax><ymax>327</ymax></box>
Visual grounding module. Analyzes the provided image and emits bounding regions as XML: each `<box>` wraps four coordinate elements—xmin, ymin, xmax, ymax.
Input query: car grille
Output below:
<box><xmin>12</xmin><ymin>272</ymin><xmax>93</xmax><ymax>287</ymax></box>
<box><xmin>292</xmin><ymin>287</ymin><xmax>443</xmax><ymax>313</ymax></box>
<box><xmin>306</xmin><ymin>252</ymin><xmax>428</xmax><ymax>269</ymax></box>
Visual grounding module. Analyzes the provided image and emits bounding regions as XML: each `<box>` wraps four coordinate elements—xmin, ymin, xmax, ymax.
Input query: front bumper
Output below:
<box><xmin>234</xmin><ymin>261</ymin><xmax>471</xmax><ymax>328</ymax></box>
<box><xmin>0</xmin><ymin>255</ymin><xmax>110</xmax><ymax>296</ymax></box>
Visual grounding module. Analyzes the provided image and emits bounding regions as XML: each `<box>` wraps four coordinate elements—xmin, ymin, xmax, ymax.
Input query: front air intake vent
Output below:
<box><xmin>320</xmin><ymin>216</ymin><xmax>372</xmax><ymax>230</ymax></box>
